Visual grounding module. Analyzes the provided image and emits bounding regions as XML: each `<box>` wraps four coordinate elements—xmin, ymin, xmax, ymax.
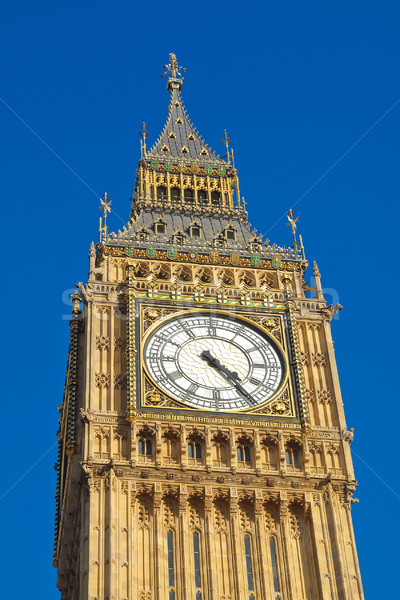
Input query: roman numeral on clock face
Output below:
<box><xmin>169</xmin><ymin>371</ymin><xmax>182</xmax><ymax>381</ymax></box>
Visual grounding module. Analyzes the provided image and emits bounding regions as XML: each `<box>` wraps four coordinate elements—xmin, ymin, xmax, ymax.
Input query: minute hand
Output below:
<box><xmin>200</xmin><ymin>350</ymin><xmax>257</xmax><ymax>406</ymax></box>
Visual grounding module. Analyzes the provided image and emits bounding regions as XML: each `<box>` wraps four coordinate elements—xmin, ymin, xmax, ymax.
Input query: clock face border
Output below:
<box><xmin>137</xmin><ymin>302</ymin><xmax>297</xmax><ymax>418</ymax></box>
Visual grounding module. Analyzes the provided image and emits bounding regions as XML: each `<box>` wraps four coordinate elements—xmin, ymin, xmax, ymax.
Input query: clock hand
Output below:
<box><xmin>200</xmin><ymin>350</ymin><xmax>258</xmax><ymax>406</ymax></box>
<box><xmin>200</xmin><ymin>350</ymin><xmax>240</xmax><ymax>382</ymax></box>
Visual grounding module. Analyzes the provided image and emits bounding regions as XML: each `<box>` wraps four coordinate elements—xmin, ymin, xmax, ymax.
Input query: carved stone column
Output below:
<box><xmin>279</xmin><ymin>491</ymin><xmax>294</xmax><ymax>599</ymax></box>
<box><xmin>230</xmin><ymin>429</ymin><xmax>238</xmax><ymax>473</ymax></box>
<box><xmin>179</xmin><ymin>484</ymin><xmax>189</xmax><ymax>599</ymax></box>
<box><xmin>205</xmin><ymin>427</ymin><xmax>212</xmax><ymax>472</ymax></box>
<box><xmin>278</xmin><ymin>432</ymin><xmax>286</xmax><ymax>477</ymax></box>
<box><xmin>229</xmin><ymin>488</ymin><xmax>241</xmax><ymax>600</ymax></box>
<box><xmin>254</xmin><ymin>490</ymin><xmax>267</xmax><ymax>597</ymax></box>
<box><xmin>306</xmin><ymin>491</ymin><xmax>336</xmax><ymax>599</ymax></box>
<box><xmin>153</xmin><ymin>483</ymin><xmax>162</xmax><ymax>600</ymax></box>
<box><xmin>254</xmin><ymin>430</ymin><xmax>262</xmax><ymax>475</ymax></box>
<box><xmin>106</xmin><ymin>468</ymin><xmax>118</xmax><ymax>600</ymax></box>
<box><xmin>130</xmin><ymin>422</ymin><xmax>137</xmax><ymax>466</ymax></box>
<box><xmin>181</xmin><ymin>425</ymin><xmax>187</xmax><ymax>471</ymax></box>
<box><xmin>313</xmin><ymin>261</ymin><xmax>324</xmax><ymax>299</ymax></box>
<box><xmin>155</xmin><ymin>422</ymin><xmax>162</xmax><ymax>470</ymax></box>
<box><xmin>204</xmin><ymin>487</ymin><xmax>216</xmax><ymax>599</ymax></box>
<box><xmin>326</xmin><ymin>486</ymin><xmax>351</xmax><ymax>599</ymax></box>
<box><xmin>125</xmin><ymin>260</ymin><xmax>137</xmax><ymax>422</ymax></box>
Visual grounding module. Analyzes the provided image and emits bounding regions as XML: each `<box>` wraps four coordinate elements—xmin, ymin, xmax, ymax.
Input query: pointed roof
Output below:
<box><xmin>145</xmin><ymin>53</ymin><xmax>226</xmax><ymax>166</ymax></box>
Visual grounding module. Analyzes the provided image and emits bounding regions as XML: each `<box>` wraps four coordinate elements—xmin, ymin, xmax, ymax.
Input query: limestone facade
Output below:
<box><xmin>54</xmin><ymin>54</ymin><xmax>363</xmax><ymax>600</ymax></box>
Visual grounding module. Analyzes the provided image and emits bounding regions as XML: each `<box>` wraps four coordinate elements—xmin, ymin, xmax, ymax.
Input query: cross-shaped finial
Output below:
<box><xmin>162</xmin><ymin>52</ymin><xmax>186</xmax><ymax>79</ymax></box>
<box><xmin>222</xmin><ymin>129</ymin><xmax>231</xmax><ymax>148</ymax></box>
<box><xmin>221</xmin><ymin>130</ymin><xmax>232</xmax><ymax>164</ymax></box>
<box><xmin>221</xmin><ymin>129</ymin><xmax>232</xmax><ymax>162</ymax></box>
<box><xmin>139</xmin><ymin>122</ymin><xmax>149</xmax><ymax>141</ymax></box>
<box><xmin>99</xmin><ymin>193</ymin><xmax>112</xmax><ymax>242</ymax></box>
<box><xmin>287</xmin><ymin>209</ymin><xmax>300</xmax><ymax>250</ymax></box>
<box><xmin>139</xmin><ymin>122</ymin><xmax>149</xmax><ymax>156</ymax></box>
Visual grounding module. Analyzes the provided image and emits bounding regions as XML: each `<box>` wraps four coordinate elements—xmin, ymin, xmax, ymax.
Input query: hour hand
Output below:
<box><xmin>200</xmin><ymin>349</ymin><xmax>257</xmax><ymax>406</ymax></box>
<box><xmin>200</xmin><ymin>350</ymin><xmax>240</xmax><ymax>382</ymax></box>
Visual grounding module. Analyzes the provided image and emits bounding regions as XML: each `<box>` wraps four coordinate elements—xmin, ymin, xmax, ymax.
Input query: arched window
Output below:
<box><xmin>157</xmin><ymin>186</ymin><xmax>167</xmax><ymax>200</ymax></box>
<box><xmin>184</xmin><ymin>188</ymin><xmax>194</xmax><ymax>203</ymax></box>
<box><xmin>211</xmin><ymin>191</ymin><xmax>221</xmax><ymax>206</ymax></box>
<box><xmin>193</xmin><ymin>532</ymin><xmax>202</xmax><ymax>599</ymax></box>
<box><xmin>262</xmin><ymin>440</ymin><xmax>279</xmax><ymax>471</ymax></box>
<box><xmin>138</xmin><ymin>438</ymin><xmax>152</xmax><ymax>457</ymax></box>
<box><xmin>171</xmin><ymin>187</ymin><xmax>180</xmax><ymax>202</ymax></box>
<box><xmin>237</xmin><ymin>443</ymin><xmax>251</xmax><ymax>465</ymax></box>
<box><xmin>212</xmin><ymin>440</ymin><xmax>228</xmax><ymax>467</ymax></box>
<box><xmin>163</xmin><ymin>433</ymin><xmax>180</xmax><ymax>465</ymax></box>
<box><xmin>244</xmin><ymin>535</ymin><xmax>254</xmax><ymax>592</ymax></box>
<box><xmin>285</xmin><ymin>443</ymin><xmax>301</xmax><ymax>471</ymax></box>
<box><xmin>197</xmin><ymin>189</ymin><xmax>208</xmax><ymax>203</ymax></box>
<box><xmin>270</xmin><ymin>537</ymin><xmax>281</xmax><ymax>597</ymax></box>
<box><xmin>188</xmin><ymin>441</ymin><xmax>202</xmax><ymax>461</ymax></box>
<box><xmin>167</xmin><ymin>530</ymin><xmax>176</xmax><ymax>599</ymax></box>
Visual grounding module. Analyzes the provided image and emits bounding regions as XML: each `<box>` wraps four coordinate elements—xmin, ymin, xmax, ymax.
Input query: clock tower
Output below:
<box><xmin>54</xmin><ymin>54</ymin><xmax>364</xmax><ymax>599</ymax></box>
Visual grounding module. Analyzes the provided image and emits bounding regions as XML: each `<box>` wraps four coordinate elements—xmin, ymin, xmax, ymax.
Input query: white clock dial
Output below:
<box><xmin>143</xmin><ymin>313</ymin><xmax>285</xmax><ymax>412</ymax></box>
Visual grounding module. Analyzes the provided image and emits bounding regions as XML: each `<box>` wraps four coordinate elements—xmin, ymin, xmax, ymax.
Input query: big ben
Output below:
<box><xmin>54</xmin><ymin>53</ymin><xmax>364</xmax><ymax>599</ymax></box>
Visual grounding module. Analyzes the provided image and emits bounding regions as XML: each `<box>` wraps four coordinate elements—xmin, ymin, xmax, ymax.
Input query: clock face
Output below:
<box><xmin>143</xmin><ymin>312</ymin><xmax>285</xmax><ymax>412</ymax></box>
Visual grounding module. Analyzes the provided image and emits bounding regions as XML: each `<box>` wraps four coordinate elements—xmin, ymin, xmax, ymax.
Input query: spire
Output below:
<box><xmin>146</xmin><ymin>52</ymin><xmax>226</xmax><ymax>166</ymax></box>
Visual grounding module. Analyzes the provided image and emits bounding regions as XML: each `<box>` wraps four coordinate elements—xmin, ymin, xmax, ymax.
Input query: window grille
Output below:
<box><xmin>193</xmin><ymin>532</ymin><xmax>202</xmax><ymax>592</ymax></box>
<box><xmin>244</xmin><ymin>535</ymin><xmax>254</xmax><ymax>591</ymax></box>
<box><xmin>270</xmin><ymin>537</ymin><xmax>281</xmax><ymax>596</ymax></box>
<box><xmin>167</xmin><ymin>530</ymin><xmax>175</xmax><ymax>595</ymax></box>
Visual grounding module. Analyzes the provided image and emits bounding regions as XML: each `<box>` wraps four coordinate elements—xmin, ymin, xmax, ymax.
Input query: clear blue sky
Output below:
<box><xmin>1</xmin><ymin>1</ymin><xmax>398</xmax><ymax>597</ymax></box>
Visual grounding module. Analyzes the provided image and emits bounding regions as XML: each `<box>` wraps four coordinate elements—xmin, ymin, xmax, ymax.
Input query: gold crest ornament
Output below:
<box><xmin>209</xmin><ymin>249</ymin><xmax>219</xmax><ymax>264</ymax></box>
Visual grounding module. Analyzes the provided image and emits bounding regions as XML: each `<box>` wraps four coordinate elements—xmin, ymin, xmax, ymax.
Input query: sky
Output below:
<box><xmin>1</xmin><ymin>1</ymin><xmax>399</xmax><ymax>597</ymax></box>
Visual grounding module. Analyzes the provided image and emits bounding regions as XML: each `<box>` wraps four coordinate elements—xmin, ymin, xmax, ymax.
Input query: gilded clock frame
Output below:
<box><xmin>136</xmin><ymin>300</ymin><xmax>299</xmax><ymax>420</ymax></box>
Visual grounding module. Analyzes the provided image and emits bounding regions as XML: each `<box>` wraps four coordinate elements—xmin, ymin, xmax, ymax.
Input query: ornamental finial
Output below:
<box><xmin>221</xmin><ymin>129</ymin><xmax>232</xmax><ymax>164</ymax></box>
<box><xmin>286</xmin><ymin>209</ymin><xmax>300</xmax><ymax>252</ymax></box>
<box><xmin>139</xmin><ymin>121</ymin><xmax>149</xmax><ymax>156</ymax></box>
<box><xmin>99</xmin><ymin>193</ymin><xmax>112</xmax><ymax>242</ymax></box>
<box><xmin>162</xmin><ymin>53</ymin><xmax>186</xmax><ymax>91</ymax></box>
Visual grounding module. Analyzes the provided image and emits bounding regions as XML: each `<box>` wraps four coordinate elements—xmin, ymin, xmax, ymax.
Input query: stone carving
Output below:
<box><xmin>239</xmin><ymin>500</ymin><xmax>253</xmax><ymax>531</ymax></box>
<box><xmin>95</xmin><ymin>372</ymin><xmax>110</xmax><ymax>388</ymax></box>
<box><xmin>300</xmin><ymin>351</ymin><xmax>310</xmax><ymax>366</ymax></box>
<box><xmin>312</xmin><ymin>352</ymin><xmax>327</xmax><ymax>367</ymax></box>
<box><xmin>137</xmin><ymin>497</ymin><xmax>151</xmax><ymax>529</ymax></box>
<box><xmin>305</xmin><ymin>389</ymin><xmax>315</xmax><ymax>403</ymax></box>
<box><xmin>96</xmin><ymin>335</ymin><xmax>110</xmax><ymax>351</ymax></box>
<box><xmin>317</xmin><ymin>389</ymin><xmax>332</xmax><ymax>404</ymax></box>
<box><xmin>342</xmin><ymin>428</ymin><xmax>354</xmax><ymax>443</ymax></box>
<box><xmin>114</xmin><ymin>374</ymin><xmax>127</xmax><ymax>390</ymax></box>
<box><xmin>113</xmin><ymin>336</ymin><xmax>125</xmax><ymax>351</ymax></box>
<box><xmin>189</xmin><ymin>499</ymin><xmax>201</xmax><ymax>528</ymax></box>
<box><xmin>163</xmin><ymin>499</ymin><xmax>176</xmax><ymax>527</ymax></box>
<box><xmin>289</xmin><ymin>509</ymin><xmax>301</xmax><ymax>539</ymax></box>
